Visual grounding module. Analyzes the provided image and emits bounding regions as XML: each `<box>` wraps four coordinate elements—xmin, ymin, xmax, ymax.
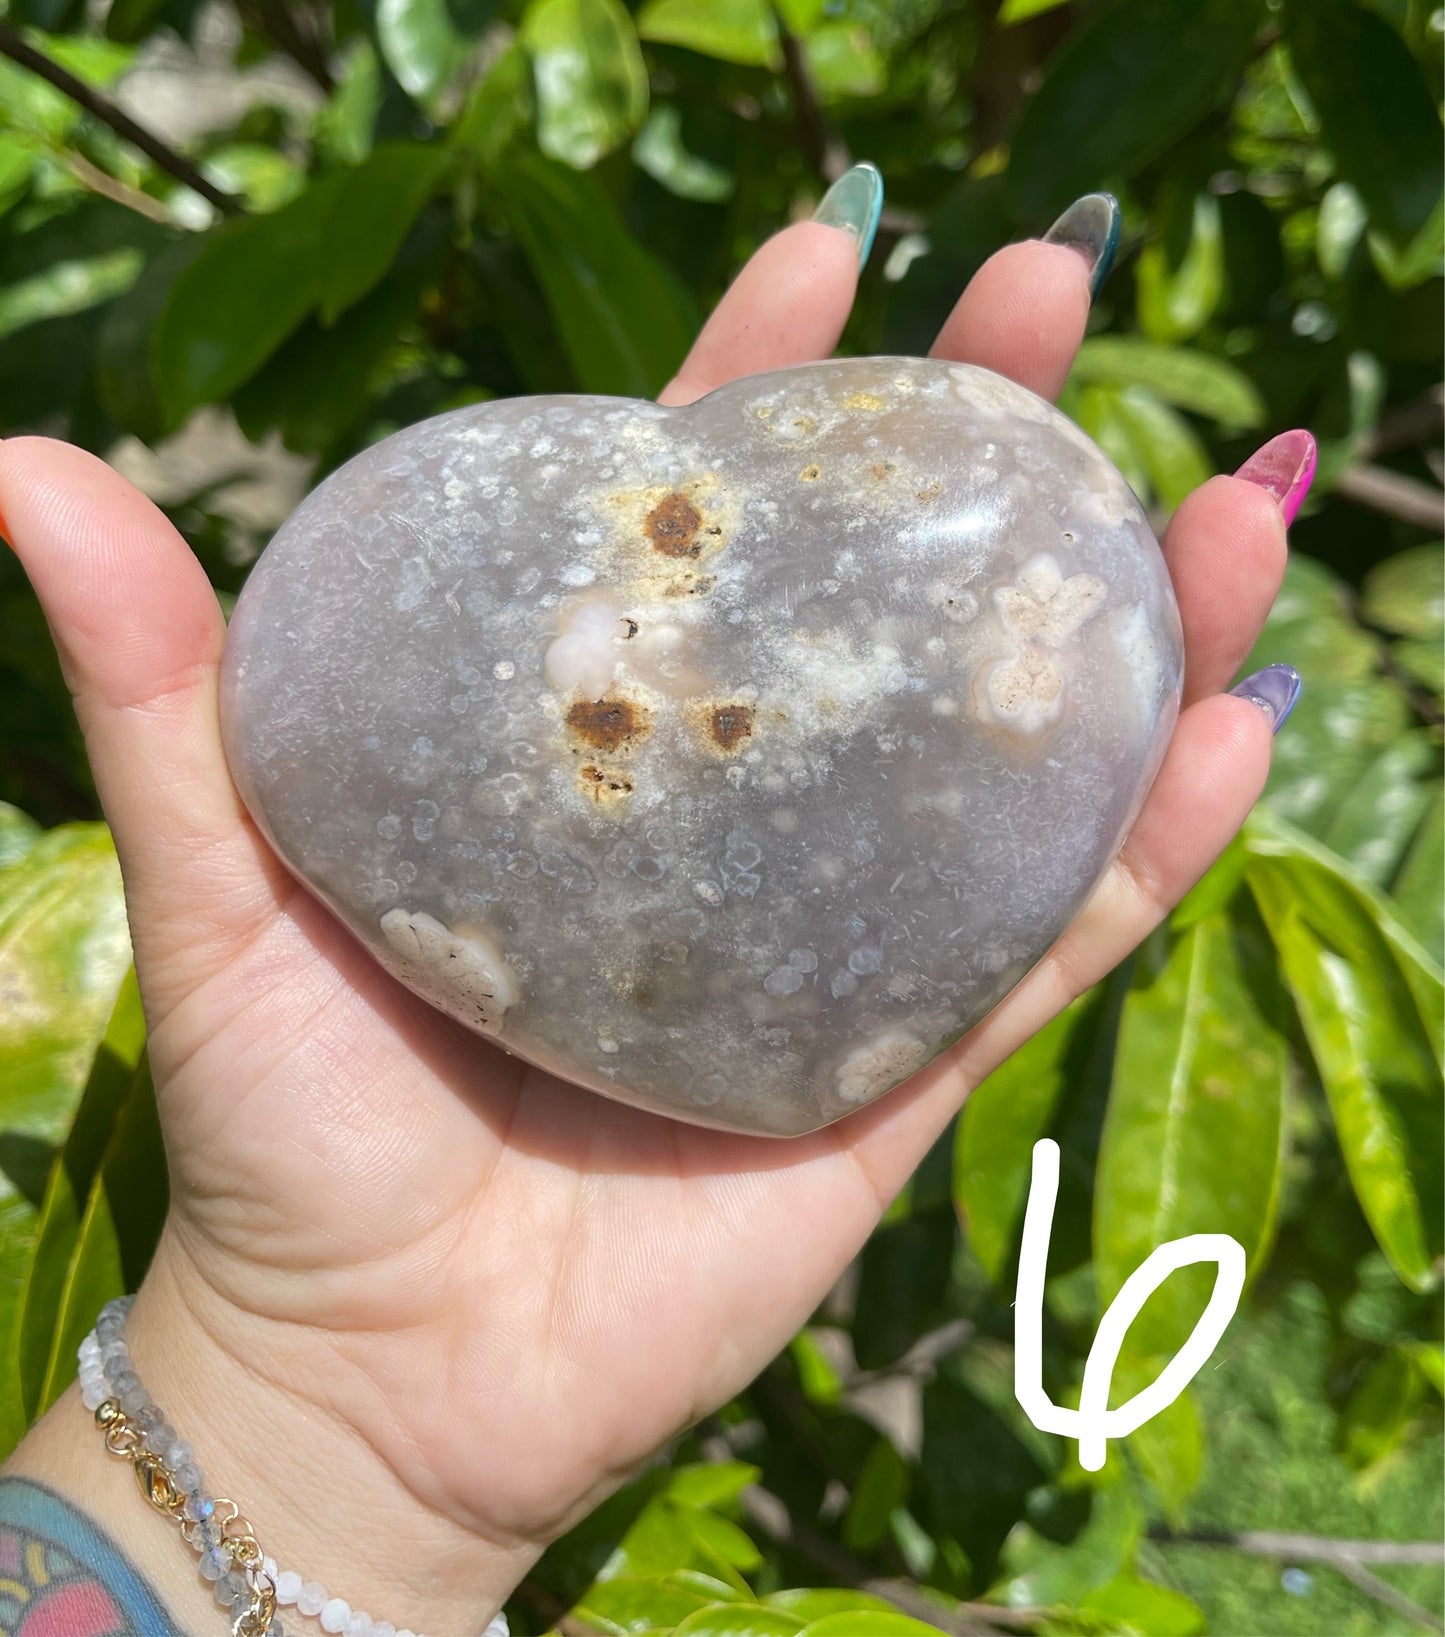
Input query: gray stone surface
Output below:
<box><xmin>221</xmin><ymin>357</ymin><xmax>1183</xmax><ymax>1135</ymax></box>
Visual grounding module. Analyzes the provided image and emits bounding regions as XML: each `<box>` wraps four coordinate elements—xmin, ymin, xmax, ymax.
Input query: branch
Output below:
<box><xmin>1150</xmin><ymin>1526</ymin><xmax>1443</xmax><ymax>1565</ymax></box>
<box><xmin>845</xmin><ymin>1318</ymin><xmax>974</xmax><ymax>1392</ymax></box>
<box><xmin>1152</xmin><ymin>1528</ymin><xmax>1445</xmax><ymax>1633</ymax></box>
<box><xmin>1335</xmin><ymin>1559</ymin><xmax>1444</xmax><ymax>1633</ymax></box>
<box><xmin>1334</xmin><ymin>463</ymin><xmax>1444</xmax><ymax>531</ymax></box>
<box><xmin>771</xmin><ymin>6</ymin><xmax>849</xmax><ymax>185</ymax></box>
<box><xmin>233</xmin><ymin>0</ymin><xmax>335</xmax><ymax>94</ymax></box>
<box><xmin>0</xmin><ymin>22</ymin><xmax>241</xmax><ymax>215</ymax></box>
<box><xmin>702</xmin><ymin>1451</ymin><xmax>1045</xmax><ymax>1636</ymax></box>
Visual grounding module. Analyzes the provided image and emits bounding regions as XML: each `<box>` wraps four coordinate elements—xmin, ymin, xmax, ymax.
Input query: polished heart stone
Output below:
<box><xmin>221</xmin><ymin>357</ymin><xmax>1182</xmax><ymax>1136</ymax></box>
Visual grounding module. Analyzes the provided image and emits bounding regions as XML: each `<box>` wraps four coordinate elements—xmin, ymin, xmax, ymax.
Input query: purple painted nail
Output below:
<box><xmin>1234</xmin><ymin>430</ymin><xmax>1317</xmax><ymax>527</ymax></box>
<box><xmin>1230</xmin><ymin>663</ymin><xmax>1302</xmax><ymax>734</ymax></box>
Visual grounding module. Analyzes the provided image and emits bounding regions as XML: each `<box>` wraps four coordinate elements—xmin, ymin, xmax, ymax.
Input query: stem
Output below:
<box><xmin>1334</xmin><ymin>463</ymin><xmax>1444</xmax><ymax>531</ymax></box>
<box><xmin>0</xmin><ymin>23</ymin><xmax>241</xmax><ymax>215</ymax></box>
<box><xmin>771</xmin><ymin>5</ymin><xmax>848</xmax><ymax>184</ymax></box>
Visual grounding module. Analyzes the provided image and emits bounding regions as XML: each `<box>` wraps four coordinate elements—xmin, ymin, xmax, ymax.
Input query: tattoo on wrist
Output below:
<box><xmin>0</xmin><ymin>1477</ymin><xmax>180</xmax><ymax>1636</ymax></box>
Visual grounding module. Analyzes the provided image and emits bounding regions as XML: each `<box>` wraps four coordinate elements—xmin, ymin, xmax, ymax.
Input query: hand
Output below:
<box><xmin>1</xmin><ymin>184</ymin><xmax>1297</xmax><ymax>1633</ymax></box>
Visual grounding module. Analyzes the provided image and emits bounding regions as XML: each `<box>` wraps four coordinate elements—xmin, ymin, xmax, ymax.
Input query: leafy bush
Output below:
<box><xmin>0</xmin><ymin>0</ymin><xmax>1441</xmax><ymax>1632</ymax></box>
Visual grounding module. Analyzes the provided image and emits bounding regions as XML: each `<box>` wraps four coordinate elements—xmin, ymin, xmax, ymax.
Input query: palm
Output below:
<box><xmin>3</xmin><ymin>219</ymin><xmax>1287</xmax><ymax>1545</ymax></box>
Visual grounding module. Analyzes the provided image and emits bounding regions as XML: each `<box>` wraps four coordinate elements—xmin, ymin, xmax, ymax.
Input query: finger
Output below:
<box><xmin>839</xmin><ymin>689</ymin><xmax>1274</xmax><ymax>1195</ymax></box>
<box><xmin>1167</xmin><ymin>432</ymin><xmax>1315</xmax><ymax>705</ymax></box>
<box><xmin>658</xmin><ymin>165</ymin><xmax>883</xmax><ymax>406</ymax></box>
<box><xmin>957</xmin><ymin>691</ymin><xmax>1273</xmax><ymax>1084</ymax></box>
<box><xmin>928</xmin><ymin>195</ymin><xmax>1119</xmax><ymax>401</ymax></box>
<box><xmin>0</xmin><ymin>438</ymin><xmax>273</xmax><ymax>981</ymax></box>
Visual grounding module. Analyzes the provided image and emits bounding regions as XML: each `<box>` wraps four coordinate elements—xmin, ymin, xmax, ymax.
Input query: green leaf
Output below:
<box><xmin>1246</xmin><ymin>813</ymin><xmax>1444</xmax><ymax>1290</ymax></box>
<box><xmin>665</xmin><ymin>1463</ymin><xmax>759</xmax><ymax>1509</ymax></box>
<box><xmin>671</xmin><ymin>1608</ymin><xmax>804</xmax><ymax>1636</ymax></box>
<box><xmin>636</xmin><ymin>0</ymin><xmax>779</xmax><ymax>69</ymax></box>
<box><xmin>14</xmin><ymin>969</ymin><xmax>144</xmax><ymax>1423</ymax></box>
<box><xmin>632</xmin><ymin>105</ymin><xmax>734</xmax><ymax>203</ymax></box>
<box><xmin>1008</xmin><ymin>0</ymin><xmax>1262</xmax><ymax>219</ymax></box>
<box><xmin>376</xmin><ymin>0</ymin><xmax>468</xmax><ymax>100</ymax></box>
<box><xmin>1337</xmin><ymin>1348</ymin><xmax>1425</xmax><ymax>1471</ymax></box>
<box><xmin>154</xmin><ymin>181</ymin><xmax>338</xmax><ymax>422</ymax></box>
<box><xmin>453</xmin><ymin>40</ymin><xmax>534</xmax><ymax>171</ymax></box>
<box><xmin>33</xmin><ymin>1037</ymin><xmax>167</xmax><ymax>1419</ymax></box>
<box><xmin>522</xmin><ymin>0</ymin><xmax>648</xmax><ymax>170</ymax></box>
<box><xmin>0</xmin><ymin>823</ymin><xmax>129</xmax><ymax>1456</ymax></box>
<box><xmin>1317</xmin><ymin>181</ymin><xmax>1369</xmax><ymax>278</ymax></box>
<box><xmin>1080</xmin><ymin>1571</ymin><xmax>1206</xmax><ymax>1635</ymax></box>
<box><xmin>0</xmin><ymin>245</ymin><xmax>142</xmax><ymax>342</ymax></box>
<box><xmin>842</xmin><ymin>1437</ymin><xmax>909</xmax><ymax>1551</ymax></box>
<box><xmin>1066</xmin><ymin>382</ymin><xmax>1150</xmax><ymax>500</ymax></box>
<box><xmin>789</xmin><ymin>1327</ymin><xmax>842</xmax><ymax>1406</ymax></box>
<box><xmin>1241</xmin><ymin>556</ymin><xmax>1414</xmax><ymax>837</ymax></box>
<box><xmin>798</xmin><ymin>1616</ymin><xmax>950</xmax><ymax>1637</ymax></box>
<box><xmin>1393</xmin><ymin>788</ymin><xmax>1444</xmax><ymax>966</ymax></box>
<box><xmin>764</xmin><ymin>1592</ymin><xmax>896</xmax><ymax>1622</ymax></box>
<box><xmin>576</xmin><ymin>1575</ymin><xmax>715</xmax><ymax>1632</ymax></box>
<box><xmin>1362</xmin><ymin>542</ymin><xmax>1444</xmax><ymax>641</ymax></box>
<box><xmin>1315</xmin><ymin>730</ymin><xmax>1436</xmax><ymax>887</ymax></box>
<box><xmin>993</xmin><ymin>1483</ymin><xmax>1142</xmax><ymax>1609</ymax></box>
<box><xmin>0</xmin><ymin>803</ymin><xmax>41</xmax><ymax>869</ymax></box>
<box><xmin>320</xmin><ymin>143</ymin><xmax>448</xmax><ymax>323</ymax></box>
<box><xmin>954</xmin><ymin>1000</ymin><xmax>1085</xmax><ymax>1284</ymax></box>
<box><xmin>1069</xmin><ymin>337</ymin><xmax>1264</xmax><ymax>427</ymax></box>
<box><xmin>998</xmin><ymin>0</ymin><xmax>1073</xmax><ymax>23</ymax></box>
<box><xmin>1284</xmin><ymin>0</ymin><xmax>1444</xmax><ymax>245</ymax></box>
<box><xmin>803</xmin><ymin>23</ymin><xmax>884</xmax><ymax>101</ymax></box>
<box><xmin>1109</xmin><ymin>386</ymin><xmax>1213</xmax><ymax>510</ymax></box>
<box><xmin>1136</xmin><ymin>191</ymin><xmax>1225</xmax><ymax>344</ymax></box>
<box><xmin>95</xmin><ymin>236</ymin><xmax>204</xmax><ymax>444</ymax></box>
<box><xmin>1094</xmin><ymin>914</ymin><xmax>1286</xmax><ymax>1357</ymax></box>
<box><xmin>201</xmin><ymin>144</ymin><xmax>305</xmax><ymax>213</ymax></box>
<box><xmin>313</xmin><ymin>41</ymin><xmax>382</xmax><ymax>165</ymax></box>
<box><xmin>1111</xmin><ymin>1360</ymin><xmax>1202</xmax><ymax>1524</ymax></box>
<box><xmin>495</xmin><ymin>152</ymin><xmax>698</xmax><ymax>397</ymax></box>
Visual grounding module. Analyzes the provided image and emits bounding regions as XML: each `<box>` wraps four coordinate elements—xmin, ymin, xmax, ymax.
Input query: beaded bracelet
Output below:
<box><xmin>79</xmin><ymin>1297</ymin><xmax>508</xmax><ymax>1637</ymax></box>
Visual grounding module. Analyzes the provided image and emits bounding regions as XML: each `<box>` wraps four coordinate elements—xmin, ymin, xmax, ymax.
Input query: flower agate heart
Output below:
<box><xmin>221</xmin><ymin>357</ymin><xmax>1182</xmax><ymax>1136</ymax></box>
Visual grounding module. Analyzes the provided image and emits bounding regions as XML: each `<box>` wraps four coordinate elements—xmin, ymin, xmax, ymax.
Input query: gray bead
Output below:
<box><xmin>222</xmin><ymin>357</ymin><xmax>1181</xmax><ymax>1135</ymax></box>
<box><xmin>200</xmin><ymin>1546</ymin><xmax>230</xmax><ymax>1581</ymax></box>
<box><xmin>216</xmin><ymin>1570</ymin><xmax>250</xmax><ymax>1607</ymax></box>
<box><xmin>135</xmin><ymin>1403</ymin><xmax>163</xmax><ymax>1433</ymax></box>
<box><xmin>173</xmin><ymin>1461</ymin><xmax>204</xmax><ymax>1494</ymax></box>
<box><xmin>146</xmin><ymin>1422</ymin><xmax>177</xmax><ymax>1454</ymax></box>
<box><xmin>195</xmin><ymin>1520</ymin><xmax>224</xmax><ymax>1551</ymax></box>
<box><xmin>119</xmin><ymin>1386</ymin><xmax>149</xmax><ymax>1416</ymax></box>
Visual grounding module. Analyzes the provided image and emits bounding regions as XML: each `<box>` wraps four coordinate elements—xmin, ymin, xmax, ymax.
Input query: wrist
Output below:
<box><xmin>17</xmin><ymin>1233</ymin><xmax>537</xmax><ymax>1637</ymax></box>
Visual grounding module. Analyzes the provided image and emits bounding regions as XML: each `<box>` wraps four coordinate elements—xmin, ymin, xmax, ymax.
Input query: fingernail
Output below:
<box><xmin>1234</xmin><ymin>430</ymin><xmax>1317</xmax><ymax>527</ymax></box>
<box><xmin>812</xmin><ymin>162</ymin><xmax>884</xmax><ymax>269</ymax></box>
<box><xmin>1042</xmin><ymin>192</ymin><xmax>1120</xmax><ymax>300</ymax></box>
<box><xmin>1230</xmin><ymin>663</ymin><xmax>1302</xmax><ymax>734</ymax></box>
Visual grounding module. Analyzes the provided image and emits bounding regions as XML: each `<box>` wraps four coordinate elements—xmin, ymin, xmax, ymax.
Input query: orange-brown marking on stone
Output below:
<box><xmin>709</xmin><ymin>704</ymin><xmax>755</xmax><ymax>752</ymax></box>
<box><xmin>916</xmin><ymin>480</ymin><xmax>943</xmax><ymax>502</ymax></box>
<box><xmin>663</xmin><ymin>572</ymin><xmax>716</xmax><ymax>599</ymax></box>
<box><xmin>566</xmin><ymin>695</ymin><xmax>649</xmax><ymax>753</ymax></box>
<box><xmin>843</xmin><ymin>391</ymin><xmax>885</xmax><ymax>412</ymax></box>
<box><xmin>579</xmin><ymin>763</ymin><xmax>634</xmax><ymax>802</ymax></box>
<box><xmin>800</xmin><ymin>464</ymin><xmax>822</xmax><ymax>482</ymax></box>
<box><xmin>870</xmin><ymin>461</ymin><xmax>895</xmax><ymax>482</ymax></box>
<box><xmin>644</xmin><ymin>492</ymin><xmax>704</xmax><ymax>558</ymax></box>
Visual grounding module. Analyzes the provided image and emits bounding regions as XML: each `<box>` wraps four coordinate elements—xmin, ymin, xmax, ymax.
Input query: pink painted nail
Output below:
<box><xmin>1234</xmin><ymin>429</ymin><xmax>1317</xmax><ymax>527</ymax></box>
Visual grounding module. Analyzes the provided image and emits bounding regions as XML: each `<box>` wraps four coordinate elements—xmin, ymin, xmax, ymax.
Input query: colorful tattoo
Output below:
<box><xmin>0</xmin><ymin>1480</ymin><xmax>178</xmax><ymax>1636</ymax></box>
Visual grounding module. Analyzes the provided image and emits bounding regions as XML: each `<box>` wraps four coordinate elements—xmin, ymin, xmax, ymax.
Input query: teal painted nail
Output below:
<box><xmin>812</xmin><ymin>162</ymin><xmax>884</xmax><ymax>269</ymax></box>
<box><xmin>1042</xmin><ymin>192</ymin><xmax>1121</xmax><ymax>300</ymax></box>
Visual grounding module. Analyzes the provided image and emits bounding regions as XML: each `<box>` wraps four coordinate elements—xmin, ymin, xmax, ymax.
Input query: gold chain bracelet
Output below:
<box><xmin>95</xmin><ymin>1396</ymin><xmax>277</xmax><ymax>1637</ymax></box>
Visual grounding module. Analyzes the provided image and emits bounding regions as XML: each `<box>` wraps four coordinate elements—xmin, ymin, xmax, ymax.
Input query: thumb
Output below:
<box><xmin>1</xmin><ymin>436</ymin><xmax>282</xmax><ymax>1008</ymax></box>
